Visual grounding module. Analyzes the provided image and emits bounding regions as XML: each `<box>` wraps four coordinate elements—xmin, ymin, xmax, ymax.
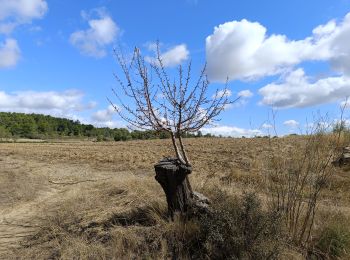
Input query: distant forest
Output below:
<box><xmin>0</xmin><ymin>112</ymin><xmax>210</xmax><ymax>141</ymax></box>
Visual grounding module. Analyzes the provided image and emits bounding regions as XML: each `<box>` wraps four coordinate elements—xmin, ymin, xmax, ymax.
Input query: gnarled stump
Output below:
<box><xmin>154</xmin><ymin>158</ymin><xmax>210</xmax><ymax>218</ymax></box>
<box><xmin>154</xmin><ymin>158</ymin><xmax>192</xmax><ymax>218</ymax></box>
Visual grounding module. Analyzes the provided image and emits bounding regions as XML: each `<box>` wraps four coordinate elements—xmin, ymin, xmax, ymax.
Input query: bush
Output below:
<box><xmin>265</xmin><ymin>120</ymin><xmax>341</xmax><ymax>245</ymax></box>
<box><xmin>197</xmin><ymin>192</ymin><xmax>282</xmax><ymax>259</ymax></box>
<box><xmin>315</xmin><ymin>222</ymin><xmax>350</xmax><ymax>258</ymax></box>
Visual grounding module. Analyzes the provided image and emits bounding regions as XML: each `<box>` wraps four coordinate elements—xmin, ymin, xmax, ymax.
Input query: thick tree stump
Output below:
<box><xmin>154</xmin><ymin>158</ymin><xmax>193</xmax><ymax>217</ymax></box>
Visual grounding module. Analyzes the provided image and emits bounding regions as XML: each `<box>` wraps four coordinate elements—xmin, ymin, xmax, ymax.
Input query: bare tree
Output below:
<box><xmin>109</xmin><ymin>44</ymin><xmax>233</xmax><ymax>216</ymax></box>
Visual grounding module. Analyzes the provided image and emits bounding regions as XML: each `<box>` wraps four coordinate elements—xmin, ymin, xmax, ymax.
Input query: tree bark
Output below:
<box><xmin>154</xmin><ymin>158</ymin><xmax>192</xmax><ymax>218</ymax></box>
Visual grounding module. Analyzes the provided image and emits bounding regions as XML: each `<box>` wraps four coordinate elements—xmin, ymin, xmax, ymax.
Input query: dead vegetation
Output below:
<box><xmin>0</xmin><ymin>136</ymin><xmax>349</xmax><ymax>259</ymax></box>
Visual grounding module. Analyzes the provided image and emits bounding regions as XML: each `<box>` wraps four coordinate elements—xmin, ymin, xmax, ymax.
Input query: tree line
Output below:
<box><xmin>0</xmin><ymin>112</ymin><xmax>211</xmax><ymax>141</ymax></box>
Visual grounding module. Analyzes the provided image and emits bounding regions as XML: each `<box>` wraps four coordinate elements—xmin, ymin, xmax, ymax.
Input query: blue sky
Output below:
<box><xmin>1</xmin><ymin>0</ymin><xmax>350</xmax><ymax>136</ymax></box>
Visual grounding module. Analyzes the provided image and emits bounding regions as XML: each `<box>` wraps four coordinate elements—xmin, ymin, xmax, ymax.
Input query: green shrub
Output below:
<box><xmin>316</xmin><ymin>223</ymin><xmax>350</xmax><ymax>258</ymax></box>
<box><xmin>197</xmin><ymin>192</ymin><xmax>282</xmax><ymax>259</ymax></box>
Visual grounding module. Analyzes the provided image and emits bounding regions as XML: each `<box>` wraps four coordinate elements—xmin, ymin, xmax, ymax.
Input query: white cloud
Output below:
<box><xmin>0</xmin><ymin>89</ymin><xmax>124</xmax><ymax>128</ymax></box>
<box><xmin>146</xmin><ymin>44</ymin><xmax>189</xmax><ymax>67</ymax></box>
<box><xmin>205</xmin><ymin>12</ymin><xmax>350</xmax><ymax>82</ymax></box>
<box><xmin>332</xmin><ymin>119</ymin><xmax>350</xmax><ymax>128</ymax></box>
<box><xmin>202</xmin><ymin>125</ymin><xmax>262</xmax><ymax>137</ymax></box>
<box><xmin>91</xmin><ymin>105</ymin><xmax>116</xmax><ymax>122</ymax></box>
<box><xmin>0</xmin><ymin>90</ymin><xmax>94</xmax><ymax>116</ymax></box>
<box><xmin>340</xmin><ymin>99</ymin><xmax>350</xmax><ymax>108</ymax></box>
<box><xmin>259</xmin><ymin>68</ymin><xmax>350</xmax><ymax>108</ymax></box>
<box><xmin>0</xmin><ymin>22</ymin><xmax>16</xmax><ymax>34</ymax></box>
<box><xmin>0</xmin><ymin>38</ymin><xmax>20</xmax><ymax>68</ymax></box>
<box><xmin>0</xmin><ymin>0</ymin><xmax>48</xmax><ymax>34</ymax></box>
<box><xmin>226</xmin><ymin>89</ymin><xmax>253</xmax><ymax>109</ymax></box>
<box><xmin>238</xmin><ymin>89</ymin><xmax>253</xmax><ymax>98</ymax></box>
<box><xmin>93</xmin><ymin>120</ymin><xmax>125</xmax><ymax>129</ymax></box>
<box><xmin>145</xmin><ymin>41</ymin><xmax>159</xmax><ymax>52</ymax></box>
<box><xmin>90</xmin><ymin>105</ymin><xmax>126</xmax><ymax>128</ymax></box>
<box><xmin>206</xmin><ymin>19</ymin><xmax>314</xmax><ymax>81</ymax></box>
<box><xmin>212</xmin><ymin>89</ymin><xmax>232</xmax><ymax>99</ymax></box>
<box><xmin>70</xmin><ymin>11</ymin><xmax>118</xmax><ymax>58</ymax></box>
<box><xmin>160</xmin><ymin>44</ymin><xmax>189</xmax><ymax>67</ymax></box>
<box><xmin>307</xmin><ymin>13</ymin><xmax>350</xmax><ymax>76</ymax></box>
<box><xmin>0</xmin><ymin>0</ymin><xmax>47</xmax><ymax>68</ymax></box>
<box><xmin>262</xmin><ymin>123</ymin><xmax>273</xmax><ymax>129</ymax></box>
<box><xmin>283</xmin><ymin>120</ymin><xmax>299</xmax><ymax>128</ymax></box>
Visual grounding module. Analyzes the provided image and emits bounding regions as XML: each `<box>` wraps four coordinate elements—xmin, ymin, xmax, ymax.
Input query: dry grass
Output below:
<box><xmin>0</xmin><ymin>137</ymin><xmax>349</xmax><ymax>259</ymax></box>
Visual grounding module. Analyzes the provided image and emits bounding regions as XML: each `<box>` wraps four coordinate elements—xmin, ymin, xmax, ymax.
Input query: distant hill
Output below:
<box><xmin>0</xmin><ymin>112</ymin><xmax>204</xmax><ymax>141</ymax></box>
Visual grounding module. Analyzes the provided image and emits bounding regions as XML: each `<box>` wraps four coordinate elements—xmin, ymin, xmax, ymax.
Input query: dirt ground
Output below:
<box><xmin>0</xmin><ymin>138</ymin><xmax>349</xmax><ymax>258</ymax></box>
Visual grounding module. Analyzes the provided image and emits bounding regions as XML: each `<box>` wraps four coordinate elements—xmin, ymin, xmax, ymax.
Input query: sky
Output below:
<box><xmin>1</xmin><ymin>0</ymin><xmax>350</xmax><ymax>137</ymax></box>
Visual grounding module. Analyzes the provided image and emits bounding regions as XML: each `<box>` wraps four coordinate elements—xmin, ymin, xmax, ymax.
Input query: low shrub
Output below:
<box><xmin>196</xmin><ymin>192</ymin><xmax>283</xmax><ymax>259</ymax></box>
<box><xmin>314</xmin><ymin>221</ymin><xmax>350</xmax><ymax>258</ymax></box>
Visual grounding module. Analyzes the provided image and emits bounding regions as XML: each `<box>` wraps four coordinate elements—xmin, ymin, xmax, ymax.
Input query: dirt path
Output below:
<box><xmin>0</xmin><ymin>155</ymin><xmax>118</xmax><ymax>257</ymax></box>
<box><xmin>0</xmin><ymin>187</ymin><xmax>62</xmax><ymax>254</ymax></box>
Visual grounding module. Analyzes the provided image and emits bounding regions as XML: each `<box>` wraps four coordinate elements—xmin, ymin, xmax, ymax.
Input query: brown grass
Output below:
<box><xmin>0</xmin><ymin>137</ymin><xmax>349</xmax><ymax>259</ymax></box>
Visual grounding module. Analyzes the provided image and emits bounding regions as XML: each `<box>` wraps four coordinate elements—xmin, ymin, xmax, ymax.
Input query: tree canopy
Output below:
<box><xmin>0</xmin><ymin>112</ymin><xmax>209</xmax><ymax>141</ymax></box>
<box><xmin>110</xmin><ymin>45</ymin><xmax>232</xmax><ymax>164</ymax></box>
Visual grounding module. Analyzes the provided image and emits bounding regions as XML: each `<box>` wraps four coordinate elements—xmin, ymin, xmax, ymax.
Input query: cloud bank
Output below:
<box><xmin>283</xmin><ymin>119</ymin><xmax>299</xmax><ymax>128</ymax></box>
<box><xmin>206</xmin><ymin>12</ymin><xmax>350</xmax><ymax>108</ymax></box>
<box><xmin>0</xmin><ymin>90</ymin><xmax>95</xmax><ymax>116</ymax></box>
<box><xmin>206</xmin><ymin>13</ymin><xmax>350</xmax><ymax>81</ymax></box>
<box><xmin>202</xmin><ymin>125</ymin><xmax>262</xmax><ymax>137</ymax></box>
<box><xmin>259</xmin><ymin>69</ymin><xmax>350</xmax><ymax>108</ymax></box>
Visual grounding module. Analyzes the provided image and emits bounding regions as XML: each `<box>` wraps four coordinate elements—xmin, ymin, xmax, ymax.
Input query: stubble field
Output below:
<box><xmin>0</xmin><ymin>137</ymin><xmax>349</xmax><ymax>259</ymax></box>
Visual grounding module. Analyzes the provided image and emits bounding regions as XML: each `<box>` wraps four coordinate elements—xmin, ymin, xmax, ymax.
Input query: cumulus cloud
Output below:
<box><xmin>283</xmin><ymin>120</ymin><xmax>299</xmax><ymax>128</ymax></box>
<box><xmin>205</xmin><ymin>12</ymin><xmax>350</xmax><ymax>82</ymax></box>
<box><xmin>332</xmin><ymin>119</ymin><xmax>350</xmax><ymax>128</ymax></box>
<box><xmin>311</xmin><ymin>14</ymin><xmax>350</xmax><ymax>76</ymax></box>
<box><xmin>0</xmin><ymin>38</ymin><xmax>20</xmax><ymax>68</ymax></box>
<box><xmin>90</xmin><ymin>105</ymin><xmax>126</xmax><ymax>128</ymax></box>
<box><xmin>206</xmin><ymin>19</ymin><xmax>314</xmax><ymax>81</ymax></box>
<box><xmin>226</xmin><ymin>89</ymin><xmax>253</xmax><ymax>108</ymax></box>
<box><xmin>238</xmin><ymin>89</ymin><xmax>253</xmax><ymax>98</ymax></box>
<box><xmin>212</xmin><ymin>89</ymin><xmax>232</xmax><ymax>99</ymax></box>
<box><xmin>259</xmin><ymin>69</ymin><xmax>350</xmax><ymax>108</ymax></box>
<box><xmin>91</xmin><ymin>105</ymin><xmax>116</xmax><ymax>122</ymax></box>
<box><xmin>101</xmin><ymin>121</ymin><xmax>125</xmax><ymax>128</ymax></box>
<box><xmin>92</xmin><ymin>120</ymin><xmax>125</xmax><ymax>129</ymax></box>
<box><xmin>0</xmin><ymin>0</ymin><xmax>48</xmax><ymax>34</ymax></box>
<box><xmin>262</xmin><ymin>123</ymin><xmax>273</xmax><ymax>129</ymax></box>
<box><xmin>70</xmin><ymin>11</ymin><xmax>119</xmax><ymax>58</ymax></box>
<box><xmin>340</xmin><ymin>99</ymin><xmax>350</xmax><ymax>108</ymax></box>
<box><xmin>146</xmin><ymin>44</ymin><xmax>189</xmax><ymax>67</ymax></box>
<box><xmin>0</xmin><ymin>0</ymin><xmax>47</xmax><ymax>68</ymax></box>
<box><xmin>0</xmin><ymin>90</ymin><xmax>95</xmax><ymax>116</ymax></box>
<box><xmin>201</xmin><ymin>125</ymin><xmax>262</xmax><ymax>137</ymax></box>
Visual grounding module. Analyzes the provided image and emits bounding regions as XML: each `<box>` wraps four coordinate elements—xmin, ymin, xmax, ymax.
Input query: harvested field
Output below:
<box><xmin>0</xmin><ymin>137</ymin><xmax>349</xmax><ymax>259</ymax></box>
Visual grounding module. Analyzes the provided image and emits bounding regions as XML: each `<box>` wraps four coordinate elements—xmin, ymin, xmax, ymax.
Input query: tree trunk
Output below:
<box><xmin>154</xmin><ymin>158</ymin><xmax>192</xmax><ymax>218</ymax></box>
